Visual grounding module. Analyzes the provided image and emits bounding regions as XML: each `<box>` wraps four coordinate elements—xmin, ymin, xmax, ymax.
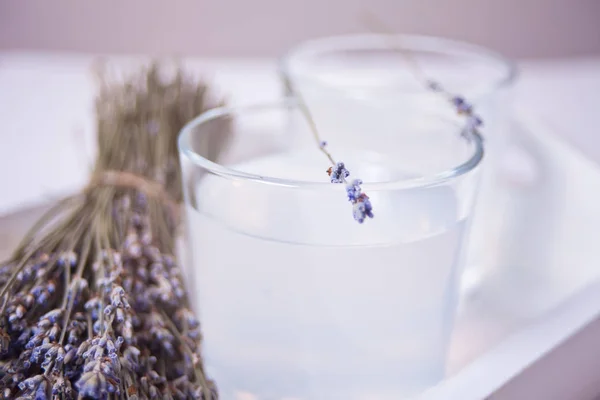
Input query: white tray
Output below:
<box><xmin>421</xmin><ymin>113</ymin><xmax>600</xmax><ymax>400</ymax></box>
<box><xmin>2</xmin><ymin>114</ymin><xmax>599</xmax><ymax>400</ymax></box>
<box><xmin>1</xmin><ymin>53</ymin><xmax>599</xmax><ymax>399</ymax></box>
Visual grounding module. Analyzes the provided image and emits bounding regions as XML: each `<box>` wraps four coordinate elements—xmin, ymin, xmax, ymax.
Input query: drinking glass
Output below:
<box><xmin>179</xmin><ymin>98</ymin><xmax>484</xmax><ymax>400</ymax></box>
<box><xmin>280</xmin><ymin>33</ymin><xmax>516</xmax><ymax>288</ymax></box>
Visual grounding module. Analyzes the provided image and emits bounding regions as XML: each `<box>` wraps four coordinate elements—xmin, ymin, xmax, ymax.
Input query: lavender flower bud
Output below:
<box><xmin>37</xmin><ymin>318</ymin><xmax>52</xmax><ymax>330</ymax></box>
<box><xmin>9</xmin><ymin>305</ymin><xmax>26</xmax><ymax>322</ymax></box>
<box><xmin>110</xmin><ymin>286</ymin><xmax>125</xmax><ymax>308</ymax></box>
<box><xmin>64</xmin><ymin>347</ymin><xmax>77</xmax><ymax>364</ymax></box>
<box><xmin>109</xmin><ymin>352</ymin><xmax>119</xmax><ymax>368</ymax></box>
<box><xmin>40</xmin><ymin>308</ymin><xmax>63</xmax><ymax>324</ymax></box>
<box><xmin>122</xmin><ymin>320</ymin><xmax>133</xmax><ymax>341</ymax></box>
<box><xmin>35</xmin><ymin>268</ymin><xmax>47</xmax><ymax>280</ymax></box>
<box><xmin>187</xmin><ymin>329</ymin><xmax>201</xmax><ymax>340</ymax></box>
<box><xmin>328</xmin><ymin>162</ymin><xmax>350</xmax><ymax>183</ymax></box>
<box><xmin>452</xmin><ymin>96</ymin><xmax>465</xmax><ymax>107</ymax></box>
<box><xmin>19</xmin><ymin>374</ymin><xmax>44</xmax><ymax>390</ymax></box>
<box><xmin>52</xmin><ymin>377</ymin><xmax>66</xmax><ymax>395</ymax></box>
<box><xmin>44</xmin><ymin>344</ymin><xmax>59</xmax><ymax>360</ymax></box>
<box><xmin>115</xmin><ymin>308</ymin><xmax>125</xmax><ymax>323</ymax></box>
<box><xmin>346</xmin><ymin>179</ymin><xmax>363</xmax><ymax>202</ymax></box>
<box><xmin>76</xmin><ymin>341</ymin><xmax>91</xmax><ymax>358</ymax></box>
<box><xmin>17</xmin><ymin>328</ymin><xmax>32</xmax><ymax>346</ymax></box>
<box><xmin>47</xmin><ymin>324</ymin><xmax>60</xmax><ymax>341</ymax></box>
<box><xmin>352</xmin><ymin>195</ymin><xmax>374</xmax><ymax>224</ymax></box>
<box><xmin>23</xmin><ymin>293</ymin><xmax>35</xmax><ymax>308</ymax></box>
<box><xmin>76</xmin><ymin>371</ymin><xmax>107</xmax><ymax>398</ymax></box>
<box><xmin>175</xmin><ymin>308</ymin><xmax>200</xmax><ymax>330</ymax></box>
<box><xmin>35</xmin><ymin>379</ymin><xmax>49</xmax><ymax>399</ymax></box>
<box><xmin>106</xmin><ymin>339</ymin><xmax>116</xmax><ymax>354</ymax></box>
<box><xmin>93</xmin><ymin>345</ymin><xmax>104</xmax><ymax>359</ymax></box>
<box><xmin>26</xmin><ymin>333</ymin><xmax>43</xmax><ymax>349</ymax></box>
<box><xmin>136</xmin><ymin>266</ymin><xmax>149</xmax><ymax>281</ymax></box>
<box><xmin>458</xmin><ymin>102</ymin><xmax>473</xmax><ymax>114</ymax></box>
<box><xmin>58</xmin><ymin>251</ymin><xmax>78</xmax><ymax>267</ymax></box>
<box><xmin>93</xmin><ymin>320</ymin><xmax>110</xmax><ymax>334</ymax></box>
<box><xmin>163</xmin><ymin>255</ymin><xmax>175</xmax><ymax>268</ymax></box>
<box><xmin>36</xmin><ymin>290</ymin><xmax>50</xmax><ymax>305</ymax></box>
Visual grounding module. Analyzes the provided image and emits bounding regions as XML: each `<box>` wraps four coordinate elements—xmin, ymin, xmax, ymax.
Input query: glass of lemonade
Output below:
<box><xmin>280</xmin><ymin>33</ymin><xmax>516</xmax><ymax>288</ymax></box>
<box><xmin>179</xmin><ymin>98</ymin><xmax>484</xmax><ymax>400</ymax></box>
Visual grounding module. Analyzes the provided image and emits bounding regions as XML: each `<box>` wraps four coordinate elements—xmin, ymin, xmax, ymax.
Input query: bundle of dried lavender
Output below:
<box><xmin>0</xmin><ymin>63</ymin><xmax>225</xmax><ymax>399</ymax></box>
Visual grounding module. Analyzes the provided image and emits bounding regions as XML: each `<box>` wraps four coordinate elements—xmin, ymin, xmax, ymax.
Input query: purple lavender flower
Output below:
<box><xmin>39</xmin><ymin>308</ymin><xmax>63</xmax><ymax>324</ymax></box>
<box><xmin>174</xmin><ymin>308</ymin><xmax>200</xmax><ymax>330</ymax></box>
<box><xmin>319</xmin><ymin>140</ymin><xmax>327</xmax><ymax>149</ymax></box>
<box><xmin>85</xmin><ymin>297</ymin><xmax>102</xmax><ymax>319</ymax></box>
<box><xmin>346</xmin><ymin>179</ymin><xmax>363</xmax><ymax>202</ymax></box>
<box><xmin>58</xmin><ymin>251</ymin><xmax>78</xmax><ymax>267</ymax></box>
<box><xmin>452</xmin><ymin>96</ymin><xmax>473</xmax><ymax>114</ymax></box>
<box><xmin>18</xmin><ymin>374</ymin><xmax>49</xmax><ymax>398</ymax></box>
<box><xmin>458</xmin><ymin>102</ymin><xmax>473</xmax><ymax>114</ymax></box>
<box><xmin>52</xmin><ymin>376</ymin><xmax>69</xmax><ymax>396</ymax></box>
<box><xmin>76</xmin><ymin>366</ymin><xmax>120</xmax><ymax>398</ymax></box>
<box><xmin>352</xmin><ymin>194</ymin><xmax>374</xmax><ymax>224</ymax></box>
<box><xmin>110</xmin><ymin>286</ymin><xmax>129</xmax><ymax>309</ymax></box>
<box><xmin>451</xmin><ymin>96</ymin><xmax>465</xmax><ymax>107</ymax></box>
<box><xmin>63</xmin><ymin>345</ymin><xmax>77</xmax><ymax>365</ymax></box>
<box><xmin>324</xmin><ymin>160</ymin><xmax>374</xmax><ymax>223</ymax></box>
<box><xmin>327</xmin><ymin>162</ymin><xmax>350</xmax><ymax>183</ymax></box>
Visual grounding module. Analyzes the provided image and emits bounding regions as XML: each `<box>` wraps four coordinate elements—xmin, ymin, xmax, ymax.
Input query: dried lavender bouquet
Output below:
<box><xmin>0</xmin><ymin>63</ymin><xmax>224</xmax><ymax>399</ymax></box>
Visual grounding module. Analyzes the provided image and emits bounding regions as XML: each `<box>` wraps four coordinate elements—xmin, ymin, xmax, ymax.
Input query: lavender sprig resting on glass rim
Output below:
<box><xmin>280</xmin><ymin>71</ymin><xmax>376</xmax><ymax>224</ymax></box>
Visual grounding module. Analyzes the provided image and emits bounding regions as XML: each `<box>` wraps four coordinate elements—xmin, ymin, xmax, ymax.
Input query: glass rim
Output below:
<box><xmin>279</xmin><ymin>33</ymin><xmax>518</xmax><ymax>94</ymax></box>
<box><xmin>178</xmin><ymin>98</ymin><xmax>485</xmax><ymax>191</ymax></box>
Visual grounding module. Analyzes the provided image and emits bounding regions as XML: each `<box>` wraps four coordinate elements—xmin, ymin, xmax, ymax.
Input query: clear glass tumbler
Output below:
<box><xmin>179</xmin><ymin>99</ymin><xmax>484</xmax><ymax>400</ymax></box>
<box><xmin>280</xmin><ymin>34</ymin><xmax>516</xmax><ymax>287</ymax></box>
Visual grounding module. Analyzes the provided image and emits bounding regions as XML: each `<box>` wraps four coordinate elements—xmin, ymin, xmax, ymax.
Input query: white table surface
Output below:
<box><xmin>1</xmin><ymin>51</ymin><xmax>600</xmax><ymax>399</ymax></box>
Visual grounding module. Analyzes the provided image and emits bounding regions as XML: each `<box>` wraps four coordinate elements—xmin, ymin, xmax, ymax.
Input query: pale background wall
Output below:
<box><xmin>1</xmin><ymin>0</ymin><xmax>599</xmax><ymax>59</ymax></box>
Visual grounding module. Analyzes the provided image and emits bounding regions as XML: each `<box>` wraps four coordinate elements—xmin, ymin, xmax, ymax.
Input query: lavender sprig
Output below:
<box><xmin>363</xmin><ymin>12</ymin><xmax>485</xmax><ymax>141</ymax></box>
<box><xmin>282</xmin><ymin>75</ymin><xmax>374</xmax><ymax>224</ymax></box>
